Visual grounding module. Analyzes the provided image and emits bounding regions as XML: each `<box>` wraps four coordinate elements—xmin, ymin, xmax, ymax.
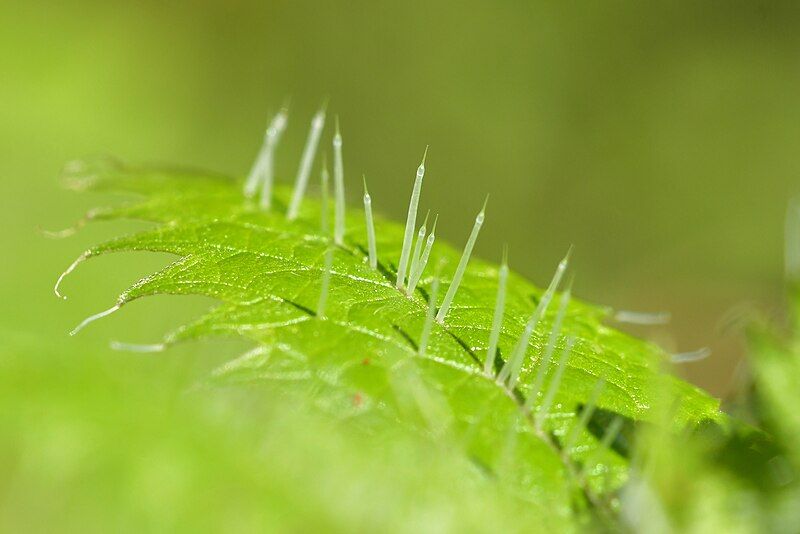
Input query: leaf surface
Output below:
<box><xmin>59</xmin><ymin>158</ymin><xmax>721</xmax><ymax>521</ymax></box>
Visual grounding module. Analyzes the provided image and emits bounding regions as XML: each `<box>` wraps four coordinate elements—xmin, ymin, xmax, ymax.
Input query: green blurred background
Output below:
<box><xmin>4</xmin><ymin>1</ymin><xmax>800</xmax><ymax>529</ymax></box>
<box><xmin>3</xmin><ymin>0</ymin><xmax>800</xmax><ymax>408</ymax></box>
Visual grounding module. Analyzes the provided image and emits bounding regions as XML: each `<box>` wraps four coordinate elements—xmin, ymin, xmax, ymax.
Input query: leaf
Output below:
<box><xmin>621</xmin><ymin>292</ymin><xmax>800</xmax><ymax>532</ymax></box>
<box><xmin>0</xmin><ymin>330</ymin><xmax>577</xmax><ymax>532</ymax></box>
<box><xmin>747</xmin><ymin>290</ymin><xmax>800</xmax><ymax>466</ymax></box>
<box><xmin>57</xmin><ymin>157</ymin><xmax>720</xmax><ymax>523</ymax></box>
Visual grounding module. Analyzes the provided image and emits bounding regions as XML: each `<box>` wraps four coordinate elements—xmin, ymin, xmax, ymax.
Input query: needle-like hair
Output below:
<box><xmin>406</xmin><ymin>211</ymin><xmax>429</xmax><ymax>294</ymax></box>
<box><xmin>320</xmin><ymin>156</ymin><xmax>330</xmax><ymax>234</ymax></box>
<box><xmin>786</xmin><ymin>199</ymin><xmax>800</xmax><ymax>281</ymax></box>
<box><xmin>613</xmin><ymin>310</ymin><xmax>671</xmax><ymax>325</ymax></box>
<box><xmin>406</xmin><ymin>215</ymin><xmax>437</xmax><ymax>296</ymax></box>
<box><xmin>563</xmin><ymin>378</ymin><xmax>606</xmax><ymax>451</ymax></box>
<box><xmin>580</xmin><ymin>415</ymin><xmax>625</xmax><ymax>481</ymax></box>
<box><xmin>362</xmin><ymin>175</ymin><xmax>377</xmax><ymax>269</ymax></box>
<box><xmin>670</xmin><ymin>347</ymin><xmax>711</xmax><ymax>363</ymax></box>
<box><xmin>259</xmin><ymin>108</ymin><xmax>289</xmax><ymax>209</ymax></box>
<box><xmin>396</xmin><ymin>147</ymin><xmax>428</xmax><ymax>290</ymax></box>
<box><xmin>534</xmin><ymin>336</ymin><xmax>575</xmax><ymax>431</ymax></box>
<box><xmin>287</xmin><ymin>104</ymin><xmax>326</xmax><ymax>220</ymax></box>
<box><xmin>333</xmin><ymin>116</ymin><xmax>346</xmax><ymax>245</ymax></box>
<box><xmin>110</xmin><ymin>341</ymin><xmax>166</xmax><ymax>353</ymax></box>
<box><xmin>419</xmin><ymin>274</ymin><xmax>440</xmax><ymax>357</ymax></box>
<box><xmin>70</xmin><ymin>303</ymin><xmax>122</xmax><ymax>336</ymax></box>
<box><xmin>54</xmin><ymin>252</ymin><xmax>89</xmax><ymax>300</ymax></box>
<box><xmin>598</xmin><ymin>416</ymin><xmax>625</xmax><ymax>451</ymax></box>
<box><xmin>496</xmin><ymin>248</ymin><xmax>571</xmax><ymax>386</ymax></box>
<box><xmin>244</xmin><ymin>107</ymin><xmax>288</xmax><ymax>201</ymax></box>
<box><xmin>317</xmin><ymin>245</ymin><xmax>334</xmax><ymax>319</ymax></box>
<box><xmin>484</xmin><ymin>245</ymin><xmax>509</xmax><ymax>376</ymax></box>
<box><xmin>523</xmin><ymin>280</ymin><xmax>573</xmax><ymax>404</ymax></box>
<box><xmin>436</xmin><ymin>196</ymin><xmax>488</xmax><ymax>323</ymax></box>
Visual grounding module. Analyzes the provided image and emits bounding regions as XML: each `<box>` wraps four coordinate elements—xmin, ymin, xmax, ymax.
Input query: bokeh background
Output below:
<box><xmin>3</xmin><ymin>0</ymin><xmax>800</xmax><ymax>407</ymax></box>
<box><xmin>5</xmin><ymin>1</ymin><xmax>800</xmax><ymax>529</ymax></box>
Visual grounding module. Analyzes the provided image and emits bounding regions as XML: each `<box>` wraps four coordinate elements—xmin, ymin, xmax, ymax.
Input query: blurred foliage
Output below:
<box><xmin>1</xmin><ymin>330</ymin><xmax>577</xmax><ymax>532</ymax></box>
<box><xmin>627</xmin><ymin>287</ymin><xmax>800</xmax><ymax>533</ymax></box>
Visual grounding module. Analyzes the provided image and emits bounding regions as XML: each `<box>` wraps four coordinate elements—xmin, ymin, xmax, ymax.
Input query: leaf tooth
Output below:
<box><xmin>406</xmin><ymin>214</ymin><xmax>437</xmax><ymax>296</ymax></box>
<box><xmin>41</xmin><ymin>215</ymin><xmax>89</xmax><ymax>239</ymax></box>
<box><xmin>54</xmin><ymin>251</ymin><xmax>90</xmax><ymax>300</ymax></box>
<box><xmin>396</xmin><ymin>146</ymin><xmax>428</xmax><ymax>290</ymax></box>
<box><xmin>406</xmin><ymin>210</ymin><xmax>430</xmax><ymax>295</ymax></box>
<box><xmin>435</xmin><ymin>196</ymin><xmax>488</xmax><ymax>323</ymax></box>
<box><xmin>563</xmin><ymin>378</ymin><xmax>606</xmax><ymax>452</ymax></box>
<box><xmin>534</xmin><ymin>336</ymin><xmax>575</xmax><ymax>431</ymax></box>
<box><xmin>523</xmin><ymin>277</ymin><xmax>572</xmax><ymax>403</ymax></box>
<box><xmin>70</xmin><ymin>302</ymin><xmax>122</xmax><ymax>336</ymax></box>
<box><xmin>244</xmin><ymin>106</ymin><xmax>288</xmax><ymax>201</ymax></box>
<box><xmin>362</xmin><ymin>175</ymin><xmax>377</xmax><ymax>270</ymax></box>
<box><xmin>287</xmin><ymin>104</ymin><xmax>326</xmax><ymax>221</ymax></box>
<box><xmin>316</xmin><ymin>244</ymin><xmax>334</xmax><ymax>319</ymax></box>
<box><xmin>496</xmin><ymin>247</ymin><xmax>571</xmax><ymax>386</ymax></box>
<box><xmin>418</xmin><ymin>271</ymin><xmax>440</xmax><ymax>358</ymax></box>
<box><xmin>484</xmin><ymin>245</ymin><xmax>508</xmax><ymax>376</ymax></box>
<box><xmin>333</xmin><ymin>116</ymin><xmax>346</xmax><ymax>245</ymax></box>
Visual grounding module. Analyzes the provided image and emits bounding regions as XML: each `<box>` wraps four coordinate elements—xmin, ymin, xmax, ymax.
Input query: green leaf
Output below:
<box><xmin>57</xmin><ymin>158</ymin><xmax>720</xmax><ymax>524</ymax></box>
